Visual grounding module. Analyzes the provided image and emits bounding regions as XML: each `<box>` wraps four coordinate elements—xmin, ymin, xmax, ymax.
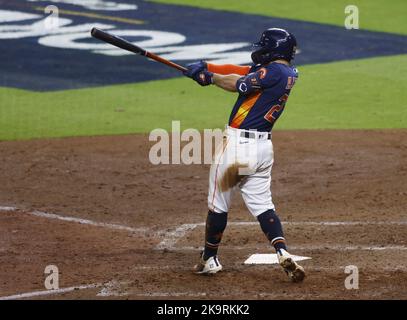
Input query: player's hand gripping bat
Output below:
<box><xmin>90</xmin><ymin>28</ymin><xmax>187</xmax><ymax>72</ymax></box>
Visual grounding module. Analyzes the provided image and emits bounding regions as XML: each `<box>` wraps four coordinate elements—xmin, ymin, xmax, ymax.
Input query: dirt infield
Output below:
<box><xmin>0</xmin><ymin>130</ymin><xmax>406</xmax><ymax>299</ymax></box>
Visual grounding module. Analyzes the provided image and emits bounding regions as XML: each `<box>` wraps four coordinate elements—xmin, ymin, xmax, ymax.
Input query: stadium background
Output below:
<box><xmin>0</xmin><ymin>0</ymin><xmax>406</xmax><ymax>300</ymax></box>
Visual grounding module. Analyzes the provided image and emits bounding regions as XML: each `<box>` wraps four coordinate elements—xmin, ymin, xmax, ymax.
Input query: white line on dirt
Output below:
<box><xmin>169</xmin><ymin>245</ymin><xmax>407</xmax><ymax>252</ymax></box>
<box><xmin>289</xmin><ymin>221</ymin><xmax>404</xmax><ymax>226</ymax></box>
<box><xmin>96</xmin><ymin>280</ymin><xmax>207</xmax><ymax>298</ymax></box>
<box><xmin>0</xmin><ymin>206</ymin><xmax>17</xmax><ymax>211</ymax></box>
<box><xmin>96</xmin><ymin>279</ymin><xmax>207</xmax><ymax>298</ymax></box>
<box><xmin>155</xmin><ymin>223</ymin><xmax>199</xmax><ymax>250</ymax></box>
<box><xmin>285</xmin><ymin>221</ymin><xmax>407</xmax><ymax>226</ymax></box>
<box><xmin>133</xmin><ymin>291</ymin><xmax>207</xmax><ymax>297</ymax></box>
<box><xmin>0</xmin><ymin>206</ymin><xmax>16</xmax><ymax>211</ymax></box>
<box><xmin>96</xmin><ymin>280</ymin><xmax>128</xmax><ymax>297</ymax></box>
<box><xmin>0</xmin><ymin>284</ymin><xmax>100</xmax><ymax>300</ymax></box>
<box><xmin>130</xmin><ymin>264</ymin><xmax>407</xmax><ymax>272</ymax></box>
<box><xmin>0</xmin><ymin>206</ymin><xmax>150</xmax><ymax>234</ymax></box>
<box><xmin>155</xmin><ymin>221</ymin><xmax>407</xmax><ymax>250</ymax></box>
<box><xmin>30</xmin><ymin>210</ymin><xmax>151</xmax><ymax>234</ymax></box>
<box><xmin>2</xmin><ymin>205</ymin><xmax>405</xmax><ymax>299</ymax></box>
<box><xmin>3</xmin><ymin>259</ymin><xmax>406</xmax><ymax>300</ymax></box>
<box><xmin>2</xmin><ymin>205</ymin><xmax>406</xmax><ymax>252</ymax></box>
<box><xmin>188</xmin><ymin>221</ymin><xmax>407</xmax><ymax>227</ymax></box>
<box><xmin>132</xmin><ymin>265</ymin><xmax>174</xmax><ymax>270</ymax></box>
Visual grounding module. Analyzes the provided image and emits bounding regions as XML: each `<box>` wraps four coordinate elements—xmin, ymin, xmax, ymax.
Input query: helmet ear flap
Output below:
<box><xmin>251</xmin><ymin>50</ymin><xmax>261</xmax><ymax>65</ymax></box>
<box><xmin>251</xmin><ymin>47</ymin><xmax>272</xmax><ymax>65</ymax></box>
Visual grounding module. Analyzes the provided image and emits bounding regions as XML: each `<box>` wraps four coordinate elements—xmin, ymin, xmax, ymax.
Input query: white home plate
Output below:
<box><xmin>244</xmin><ymin>254</ymin><xmax>311</xmax><ymax>265</ymax></box>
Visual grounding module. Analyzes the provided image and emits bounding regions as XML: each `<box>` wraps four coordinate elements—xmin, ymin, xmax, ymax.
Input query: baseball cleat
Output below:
<box><xmin>277</xmin><ymin>249</ymin><xmax>305</xmax><ymax>283</ymax></box>
<box><xmin>193</xmin><ymin>254</ymin><xmax>223</xmax><ymax>275</ymax></box>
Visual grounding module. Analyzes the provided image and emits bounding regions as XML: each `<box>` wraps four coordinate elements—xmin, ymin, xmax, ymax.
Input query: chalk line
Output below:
<box><xmin>130</xmin><ymin>264</ymin><xmax>407</xmax><ymax>273</ymax></box>
<box><xmin>169</xmin><ymin>245</ymin><xmax>407</xmax><ymax>252</ymax></box>
<box><xmin>183</xmin><ymin>221</ymin><xmax>407</xmax><ymax>227</ymax></box>
<box><xmin>155</xmin><ymin>223</ymin><xmax>198</xmax><ymax>250</ymax></box>
<box><xmin>0</xmin><ymin>283</ymin><xmax>100</xmax><ymax>300</ymax></box>
<box><xmin>155</xmin><ymin>221</ymin><xmax>407</xmax><ymax>250</ymax></box>
<box><xmin>0</xmin><ymin>206</ymin><xmax>151</xmax><ymax>235</ymax></box>
<box><xmin>97</xmin><ymin>280</ymin><xmax>128</xmax><ymax>297</ymax></box>
<box><xmin>133</xmin><ymin>291</ymin><xmax>207</xmax><ymax>297</ymax></box>
<box><xmin>1</xmin><ymin>205</ymin><xmax>405</xmax><ymax>253</ymax></box>
<box><xmin>0</xmin><ymin>206</ymin><xmax>16</xmax><ymax>211</ymax></box>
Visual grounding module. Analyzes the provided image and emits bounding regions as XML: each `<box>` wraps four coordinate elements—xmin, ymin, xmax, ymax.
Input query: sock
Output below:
<box><xmin>203</xmin><ymin>210</ymin><xmax>228</xmax><ymax>260</ymax></box>
<box><xmin>257</xmin><ymin>209</ymin><xmax>287</xmax><ymax>252</ymax></box>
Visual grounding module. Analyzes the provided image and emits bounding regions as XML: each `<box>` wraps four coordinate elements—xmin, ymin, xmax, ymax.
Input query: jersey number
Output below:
<box><xmin>286</xmin><ymin>76</ymin><xmax>297</xmax><ymax>89</ymax></box>
<box><xmin>264</xmin><ymin>94</ymin><xmax>289</xmax><ymax>124</ymax></box>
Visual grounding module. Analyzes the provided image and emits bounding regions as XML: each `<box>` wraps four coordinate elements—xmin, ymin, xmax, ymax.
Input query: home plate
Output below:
<box><xmin>244</xmin><ymin>254</ymin><xmax>311</xmax><ymax>265</ymax></box>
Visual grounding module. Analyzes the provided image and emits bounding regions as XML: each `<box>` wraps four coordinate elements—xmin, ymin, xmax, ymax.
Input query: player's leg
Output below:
<box><xmin>240</xmin><ymin>174</ymin><xmax>305</xmax><ymax>282</ymax></box>
<box><xmin>256</xmin><ymin>208</ymin><xmax>305</xmax><ymax>282</ymax></box>
<box><xmin>238</xmin><ymin>140</ymin><xmax>280</xmax><ymax>246</ymax></box>
<box><xmin>257</xmin><ymin>208</ymin><xmax>287</xmax><ymax>252</ymax></box>
<box><xmin>193</xmin><ymin>209</ymin><xmax>227</xmax><ymax>274</ymax></box>
<box><xmin>202</xmin><ymin>209</ymin><xmax>228</xmax><ymax>261</ymax></box>
<box><xmin>239</xmin><ymin>140</ymin><xmax>305</xmax><ymax>282</ymax></box>
<box><xmin>194</xmin><ymin>137</ymin><xmax>234</xmax><ymax>274</ymax></box>
<box><xmin>239</xmin><ymin>164</ymin><xmax>287</xmax><ymax>253</ymax></box>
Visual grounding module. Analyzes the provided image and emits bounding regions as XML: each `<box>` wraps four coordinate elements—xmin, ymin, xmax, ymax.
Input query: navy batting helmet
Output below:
<box><xmin>251</xmin><ymin>28</ymin><xmax>297</xmax><ymax>65</ymax></box>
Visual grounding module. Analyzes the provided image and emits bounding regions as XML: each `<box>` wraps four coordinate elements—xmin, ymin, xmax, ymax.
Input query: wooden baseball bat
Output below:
<box><xmin>90</xmin><ymin>28</ymin><xmax>187</xmax><ymax>72</ymax></box>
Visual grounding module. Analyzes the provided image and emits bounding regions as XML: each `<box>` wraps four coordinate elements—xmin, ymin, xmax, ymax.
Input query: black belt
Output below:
<box><xmin>240</xmin><ymin>131</ymin><xmax>271</xmax><ymax>140</ymax></box>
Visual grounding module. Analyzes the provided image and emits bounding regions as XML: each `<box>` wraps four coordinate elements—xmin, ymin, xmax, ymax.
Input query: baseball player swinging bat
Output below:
<box><xmin>182</xmin><ymin>28</ymin><xmax>306</xmax><ymax>283</ymax></box>
<box><xmin>91</xmin><ymin>26</ymin><xmax>305</xmax><ymax>282</ymax></box>
<box><xmin>90</xmin><ymin>28</ymin><xmax>187</xmax><ymax>72</ymax></box>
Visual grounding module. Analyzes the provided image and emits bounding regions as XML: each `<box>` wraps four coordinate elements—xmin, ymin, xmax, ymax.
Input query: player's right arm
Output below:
<box><xmin>206</xmin><ymin>63</ymin><xmax>252</xmax><ymax>91</ymax></box>
<box><xmin>211</xmin><ymin>74</ymin><xmax>241</xmax><ymax>92</ymax></box>
<box><xmin>184</xmin><ymin>61</ymin><xmax>269</xmax><ymax>93</ymax></box>
<box><xmin>213</xmin><ymin>64</ymin><xmax>280</xmax><ymax>94</ymax></box>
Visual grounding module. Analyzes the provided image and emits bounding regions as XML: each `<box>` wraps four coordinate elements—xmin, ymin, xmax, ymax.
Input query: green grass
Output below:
<box><xmin>152</xmin><ymin>0</ymin><xmax>407</xmax><ymax>35</ymax></box>
<box><xmin>1</xmin><ymin>1</ymin><xmax>406</xmax><ymax>140</ymax></box>
<box><xmin>1</xmin><ymin>55</ymin><xmax>406</xmax><ymax>140</ymax></box>
<box><xmin>282</xmin><ymin>55</ymin><xmax>407</xmax><ymax>129</ymax></box>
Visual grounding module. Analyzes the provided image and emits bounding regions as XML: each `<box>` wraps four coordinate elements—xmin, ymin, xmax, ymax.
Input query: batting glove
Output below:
<box><xmin>193</xmin><ymin>70</ymin><xmax>213</xmax><ymax>86</ymax></box>
<box><xmin>183</xmin><ymin>60</ymin><xmax>207</xmax><ymax>79</ymax></box>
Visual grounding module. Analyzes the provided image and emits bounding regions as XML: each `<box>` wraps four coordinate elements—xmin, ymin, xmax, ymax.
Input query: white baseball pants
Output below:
<box><xmin>208</xmin><ymin>126</ymin><xmax>275</xmax><ymax>217</ymax></box>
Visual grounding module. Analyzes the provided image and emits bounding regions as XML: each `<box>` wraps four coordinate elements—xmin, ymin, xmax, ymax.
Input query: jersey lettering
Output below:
<box><xmin>264</xmin><ymin>94</ymin><xmax>289</xmax><ymax>124</ymax></box>
<box><xmin>286</xmin><ymin>76</ymin><xmax>297</xmax><ymax>89</ymax></box>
